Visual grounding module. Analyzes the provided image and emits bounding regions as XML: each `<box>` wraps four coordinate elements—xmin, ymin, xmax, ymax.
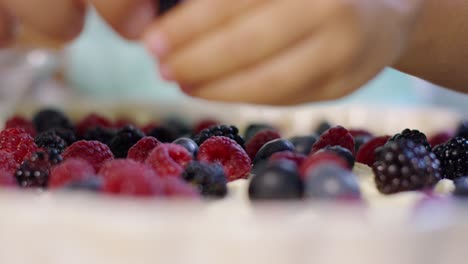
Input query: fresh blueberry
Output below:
<box><xmin>454</xmin><ymin>177</ymin><xmax>468</xmax><ymax>197</ymax></box>
<box><xmin>315</xmin><ymin>121</ymin><xmax>332</xmax><ymax>135</ymax></box>
<box><xmin>244</xmin><ymin>123</ymin><xmax>275</xmax><ymax>142</ymax></box>
<box><xmin>248</xmin><ymin>160</ymin><xmax>303</xmax><ymax>201</ymax></box>
<box><xmin>289</xmin><ymin>135</ymin><xmax>318</xmax><ymax>155</ymax></box>
<box><xmin>253</xmin><ymin>139</ymin><xmax>295</xmax><ymax>164</ymax></box>
<box><xmin>317</xmin><ymin>145</ymin><xmax>355</xmax><ymax>169</ymax></box>
<box><xmin>173</xmin><ymin>137</ymin><xmax>199</xmax><ymax>157</ymax></box>
<box><xmin>63</xmin><ymin>177</ymin><xmax>104</xmax><ymax>192</ymax></box>
<box><xmin>456</xmin><ymin>120</ymin><xmax>468</xmax><ymax>140</ymax></box>
<box><xmin>182</xmin><ymin>161</ymin><xmax>227</xmax><ymax>198</ymax></box>
<box><xmin>304</xmin><ymin>164</ymin><xmax>361</xmax><ymax>200</ymax></box>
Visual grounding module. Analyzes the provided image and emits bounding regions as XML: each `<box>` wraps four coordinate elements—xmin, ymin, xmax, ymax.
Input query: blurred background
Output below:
<box><xmin>1</xmin><ymin>9</ymin><xmax>467</xmax><ymax>113</ymax></box>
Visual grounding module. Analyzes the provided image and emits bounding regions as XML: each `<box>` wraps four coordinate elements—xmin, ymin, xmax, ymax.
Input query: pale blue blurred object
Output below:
<box><xmin>65</xmin><ymin>10</ymin><xmax>429</xmax><ymax>106</ymax></box>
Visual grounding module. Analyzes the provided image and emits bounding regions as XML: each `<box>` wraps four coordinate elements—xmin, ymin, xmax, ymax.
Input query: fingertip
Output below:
<box><xmin>118</xmin><ymin>1</ymin><xmax>156</xmax><ymax>39</ymax></box>
<box><xmin>143</xmin><ymin>28</ymin><xmax>170</xmax><ymax>58</ymax></box>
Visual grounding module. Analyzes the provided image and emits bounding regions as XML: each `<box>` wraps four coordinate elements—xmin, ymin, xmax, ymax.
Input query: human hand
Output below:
<box><xmin>144</xmin><ymin>0</ymin><xmax>424</xmax><ymax>105</ymax></box>
<box><xmin>0</xmin><ymin>0</ymin><xmax>159</xmax><ymax>46</ymax></box>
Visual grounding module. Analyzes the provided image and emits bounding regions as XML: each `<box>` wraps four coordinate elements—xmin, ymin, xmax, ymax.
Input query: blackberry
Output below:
<box><xmin>456</xmin><ymin>121</ymin><xmax>468</xmax><ymax>140</ymax></box>
<box><xmin>387</xmin><ymin>129</ymin><xmax>431</xmax><ymax>152</ymax></box>
<box><xmin>181</xmin><ymin>161</ymin><xmax>227</xmax><ymax>198</ymax></box>
<box><xmin>109</xmin><ymin>125</ymin><xmax>145</xmax><ymax>158</ymax></box>
<box><xmin>194</xmin><ymin>125</ymin><xmax>245</xmax><ymax>148</ymax></box>
<box><xmin>147</xmin><ymin>125</ymin><xmax>180</xmax><ymax>143</ymax></box>
<box><xmin>433</xmin><ymin>137</ymin><xmax>468</xmax><ymax>180</ymax></box>
<box><xmin>15</xmin><ymin>151</ymin><xmax>56</xmax><ymax>188</ymax></box>
<box><xmin>32</xmin><ymin>108</ymin><xmax>74</xmax><ymax>133</ymax></box>
<box><xmin>372</xmin><ymin>140</ymin><xmax>441</xmax><ymax>194</ymax></box>
<box><xmin>83</xmin><ymin>126</ymin><xmax>116</xmax><ymax>146</ymax></box>
<box><xmin>49</xmin><ymin>128</ymin><xmax>77</xmax><ymax>146</ymax></box>
<box><xmin>35</xmin><ymin>131</ymin><xmax>67</xmax><ymax>153</ymax></box>
<box><xmin>318</xmin><ymin>145</ymin><xmax>355</xmax><ymax>169</ymax></box>
<box><xmin>157</xmin><ymin>0</ymin><xmax>181</xmax><ymax>15</ymax></box>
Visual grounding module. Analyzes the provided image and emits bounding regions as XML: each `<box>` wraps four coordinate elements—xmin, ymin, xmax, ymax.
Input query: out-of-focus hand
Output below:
<box><xmin>0</xmin><ymin>0</ymin><xmax>158</xmax><ymax>47</ymax></box>
<box><xmin>144</xmin><ymin>0</ymin><xmax>424</xmax><ymax>105</ymax></box>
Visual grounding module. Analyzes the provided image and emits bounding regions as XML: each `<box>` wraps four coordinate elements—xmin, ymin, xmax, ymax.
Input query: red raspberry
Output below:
<box><xmin>269</xmin><ymin>151</ymin><xmax>306</xmax><ymax>167</ymax></box>
<box><xmin>356</xmin><ymin>135</ymin><xmax>391</xmax><ymax>167</ymax></box>
<box><xmin>98</xmin><ymin>159</ymin><xmax>163</xmax><ymax>197</ymax></box>
<box><xmin>194</xmin><ymin>119</ymin><xmax>219</xmax><ymax>134</ymax></box>
<box><xmin>49</xmin><ymin>159</ymin><xmax>96</xmax><ymax>188</ymax></box>
<box><xmin>299</xmin><ymin>152</ymin><xmax>349</xmax><ymax>178</ymax></box>
<box><xmin>0</xmin><ymin>150</ymin><xmax>18</xmax><ymax>175</ymax></box>
<box><xmin>197</xmin><ymin>136</ymin><xmax>251</xmax><ymax>181</ymax></box>
<box><xmin>76</xmin><ymin>113</ymin><xmax>113</xmax><ymax>136</ymax></box>
<box><xmin>311</xmin><ymin>126</ymin><xmax>355</xmax><ymax>155</ymax></box>
<box><xmin>5</xmin><ymin>116</ymin><xmax>36</xmax><ymax>136</ymax></box>
<box><xmin>0</xmin><ymin>128</ymin><xmax>39</xmax><ymax>164</ymax></box>
<box><xmin>246</xmin><ymin>129</ymin><xmax>281</xmax><ymax>160</ymax></box>
<box><xmin>146</xmin><ymin>143</ymin><xmax>193</xmax><ymax>177</ymax></box>
<box><xmin>127</xmin><ymin>137</ymin><xmax>161</xmax><ymax>163</ymax></box>
<box><xmin>0</xmin><ymin>169</ymin><xmax>16</xmax><ymax>187</ymax></box>
<box><xmin>162</xmin><ymin>177</ymin><xmax>200</xmax><ymax>198</ymax></box>
<box><xmin>428</xmin><ymin>131</ymin><xmax>454</xmax><ymax>148</ymax></box>
<box><xmin>62</xmin><ymin>140</ymin><xmax>114</xmax><ymax>171</ymax></box>
<box><xmin>141</xmin><ymin>122</ymin><xmax>159</xmax><ymax>135</ymax></box>
<box><xmin>349</xmin><ymin>129</ymin><xmax>374</xmax><ymax>138</ymax></box>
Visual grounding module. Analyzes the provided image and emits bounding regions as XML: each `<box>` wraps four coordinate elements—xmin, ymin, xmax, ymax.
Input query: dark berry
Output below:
<box><xmin>193</xmin><ymin>119</ymin><xmax>219</xmax><ymax>134</ymax></box>
<box><xmin>289</xmin><ymin>135</ymin><xmax>318</xmax><ymax>155</ymax></box>
<box><xmin>387</xmin><ymin>129</ymin><xmax>431</xmax><ymax>152</ymax></box>
<box><xmin>454</xmin><ymin>177</ymin><xmax>468</xmax><ymax>197</ymax></box>
<box><xmin>157</xmin><ymin>0</ymin><xmax>181</xmax><ymax>15</ymax></box>
<box><xmin>163</xmin><ymin>118</ymin><xmax>192</xmax><ymax>137</ymax></box>
<box><xmin>47</xmin><ymin>148</ymin><xmax>64</xmax><ymax>165</ymax></box>
<box><xmin>433</xmin><ymin>137</ymin><xmax>468</xmax><ymax>180</ymax></box>
<box><xmin>35</xmin><ymin>130</ymin><xmax>67</xmax><ymax>153</ymax></box>
<box><xmin>147</xmin><ymin>125</ymin><xmax>180</xmax><ymax>143</ymax></box>
<box><xmin>354</xmin><ymin>135</ymin><xmax>373</xmax><ymax>153</ymax></box>
<box><xmin>83</xmin><ymin>126</ymin><xmax>116</xmax><ymax>146</ymax></box>
<box><xmin>32</xmin><ymin>108</ymin><xmax>73</xmax><ymax>133</ymax></box>
<box><xmin>182</xmin><ymin>161</ymin><xmax>228</xmax><ymax>198</ymax></box>
<box><xmin>373</xmin><ymin>140</ymin><xmax>441</xmax><ymax>194</ymax></box>
<box><xmin>299</xmin><ymin>152</ymin><xmax>349</xmax><ymax>178</ymax></box>
<box><xmin>248</xmin><ymin>160</ymin><xmax>303</xmax><ymax>201</ymax></box>
<box><xmin>304</xmin><ymin>164</ymin><xmax>361</xmax><ymax>201</ymax></box>
<box><xmin>315</xmin><ymin>121</ymin><xmax>332</xmax><ymax>135</ymax></box>
<box><xmin>109</xmin><ymin>125</ymin><xmax>145</xmax><ymax>158</ymax></box>
<box><xmin>246</xmin><ymin>129</ymin><xmax>281</xmax><ymax>160</ymax></box>
<box><xmin>194</xmin><ymin>125</ymin><xmax>245</xmax><ymax>149</ymax></box>
<box><xmin>49</xmin><ymin>128</ymin><xmax>77</xmax><ymax>146</ymax></box>
<box><xmin>63</xmin><ymin>177</ymin><xmax>104</xmax><ymax>193</ymax></box>
<box><xmin>269</xmin><ymin>151</ymin><xmax>307</xmax><ymax>167</ymax></box>
<box><xmin>76</xmin><ymin>113</ymin><xmax>112</xmax><ymax>136</ymax></box>
<box><xmin>456</xmin><ymin>121</ymin><xmax>468</xmax><ymax>140</ymax></box>
<box><xmin>173</xmin><ymin>137</ymin><xmax>199</xmax><ymax>157</ymax></box>
<box><xmin>253</xmin><ymin>139</ymin><xmax>295</xmax><ymax>165</ymax></box>
<box><xmin>197</xmin><ymin>136</ymin><xmax>251</xmax><ymax>181</ymax></box>
<box><xmin>311</xmin><ymin>126</ymin><xmax>355</xmax><ymax>155</ymax></box>
<box><xmin>356</xmin><ymin>136</ymin><xmax>391</xmax><ymax>167</ymax></box>
<box><xmin>244</xmin><ymin>123</ymin><xmax>275</xmax><ymax>142</ymax></box>
<box><xmin>15</xmin><ymin>151</ymin><xmax>52</xmax><ymax>188</ymax></box>
<box><xmin>317</xmin><ymin>145</ymin><xmax>355</xmax><ymax>169</ymax></box>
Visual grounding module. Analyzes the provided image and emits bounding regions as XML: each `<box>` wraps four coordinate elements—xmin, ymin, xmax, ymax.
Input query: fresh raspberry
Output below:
<box><xmin>269</xmin><ymin>151</ymin><xmax>306</xmax><ymax>167</ymax></box>
<box><xmin>193</xmin><ymin>119</ymin><xmax>219</xmax><ymax>134</ymax></box>
<box><xmin>0</xmin><ymin>169</ymin><xmax>16</xmax><ymax>187</ymax></box>
<box><xmin>62</xmin><ymin>140</ymin><xmax>114</xmax><ymax>171</ymax></box>
<box><xmin>356</xmin><ymin>136</ymin><xmax>391</xmax><ymax>167</ymax></box>
<box><xmin>299</xmin><ymin>152</ymin><xmax>349</xmax><ymax>178</ymax></box>
<box><xmin>428</xmin><ymin>131</ymin><xmax>454</xmax><ymax>148</ymax></box>
<box><xmin>0</xmin><ymin>150</ymin><xmax>18</xmax><ymax>175</ymax></box>
<box><xmin>146</xmin><ymin>143</ymin><xmax>193</xmax><ymax>177</ymax></box>
<box><xmin>76</xmin><ymin>113</ymin><xmax>113</xmax><ymax>136</ymax></box>
<box><xmin>197</xmin><ymin>136</ymin><xmax>252</xmax><ymax>181</ymax></box>
<box><xmin>127</xmin><ymin>137</ymin><xmax>161</xmax><ymax>163</ymax></box>
<box><xmin>349</xmin><ymin>129</ymin><xmax>374</xmax><ymax>138</ymax></box>
<box><xmin>162</xmin><ymin>177</ymin><xmax>199</xmax><ymax>198</ymax></box>
<box><xmin>98</xmin><ymin>159</ymin><xmax>163</xmax><ymax>197</ymax></box>
<box><xmin>5</xmin><ymin>116</ymin><xmax>36</xmax><ymax>136</ymax></box>
<box><xmin>0</xmin><ymin>128</ymin><xmax>39</xmax><ymax>164</ymax></box>
<box><xmin>245</xmin><ymin>129</ymin><xmax>281</xmax><ymax>160</ymax></box>
<box><xmin>141</xmin><ymin>122</ymin><xmax>159</xmax><ymax>135</ymax></box>
<box><xmin>49</xmin><ymin>159</ymin><xmax>96</xmax><ymax>189</ymax></box>
<box><xmin>311</xmin><ymin>126</ymin><xmax>355</xmax><ymax>155</ymax></box>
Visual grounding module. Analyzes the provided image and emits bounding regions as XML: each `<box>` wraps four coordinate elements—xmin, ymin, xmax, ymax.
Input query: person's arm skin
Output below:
<box><xmin>394</xmin><ymin>0</ymin><xmax>468</xmax><ymax>94</ymax></box>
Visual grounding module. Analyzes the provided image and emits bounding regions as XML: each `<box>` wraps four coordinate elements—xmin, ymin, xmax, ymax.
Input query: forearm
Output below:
<box><xmin>393</xmin><ymin>0</ymin><xmax>468</xmax><ymax>93</ymax></box>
